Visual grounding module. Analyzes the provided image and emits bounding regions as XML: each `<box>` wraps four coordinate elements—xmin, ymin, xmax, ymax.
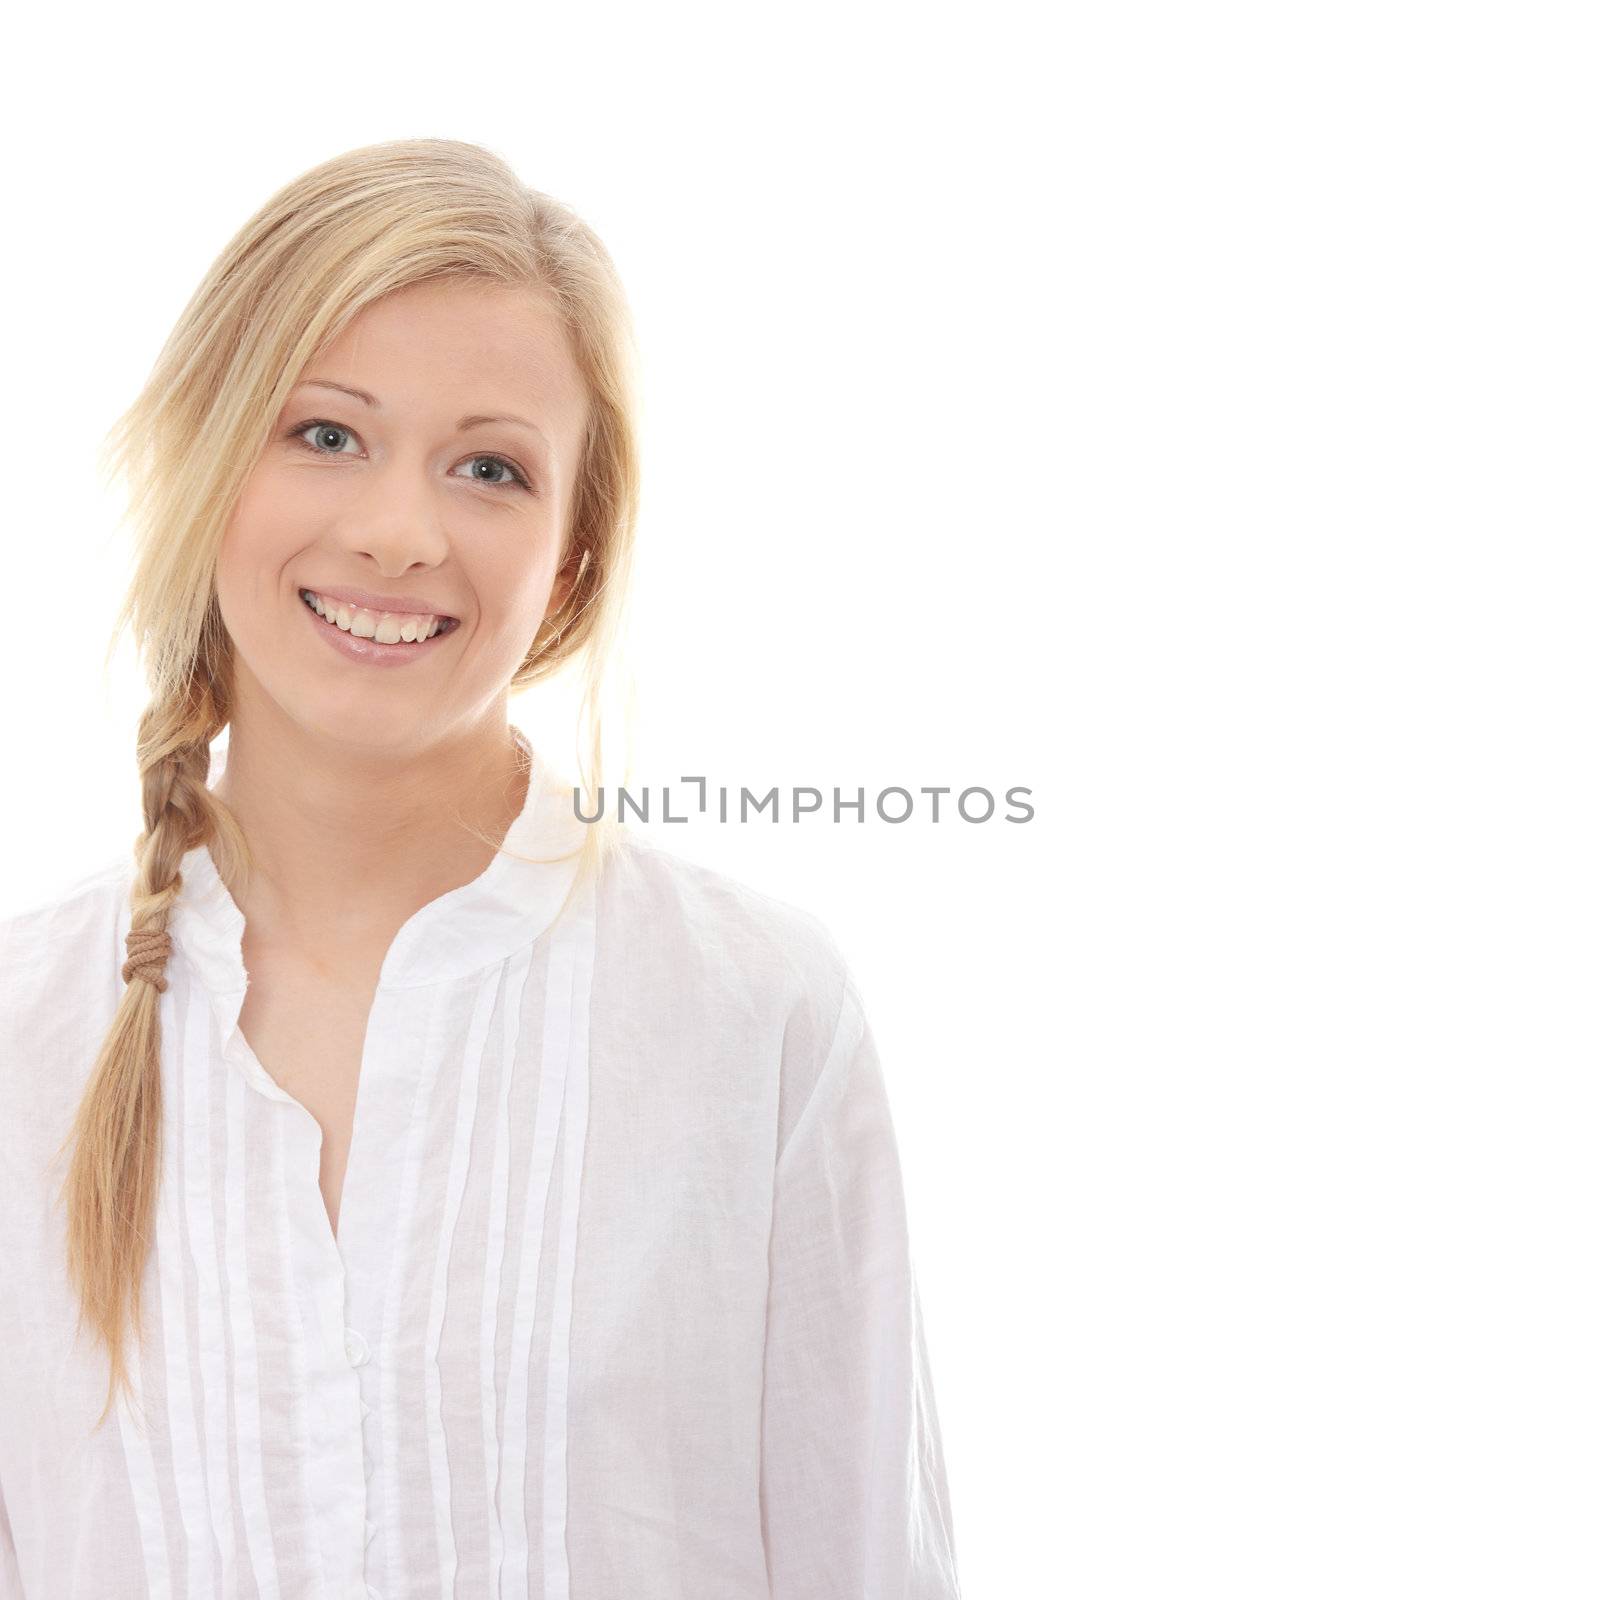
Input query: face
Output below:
<box><xmin>215</xmin><ymin>278</ymin><xmax>589</xmax><ymax>759</ymax></box>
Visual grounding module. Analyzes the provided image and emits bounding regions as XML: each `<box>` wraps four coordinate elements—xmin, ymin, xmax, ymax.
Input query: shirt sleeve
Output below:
<box><xmin>759</xmin><ymin>975</ymin><xmax>962</xmax><ymax>1598</ymax></box>
<box><xmin>0</xmin><ymin>1474</ymin><xmax>21</xmax><ymax>1600</ymax></box>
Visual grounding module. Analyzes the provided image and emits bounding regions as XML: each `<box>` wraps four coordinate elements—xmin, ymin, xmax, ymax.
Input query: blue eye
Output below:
<box><xmin>294</xmin><ymin>420</ymin><xmax>360</xmax><ymax>456</ymax></box>
<box><xmin>454</xmin><ymin>455</ymin><xmax>525</xmax><ymax>489</ymax></box>
<box><xmin>284</xmin><ymin>418</ymin><xmax>534</xmax><ymax>493</ymax></box>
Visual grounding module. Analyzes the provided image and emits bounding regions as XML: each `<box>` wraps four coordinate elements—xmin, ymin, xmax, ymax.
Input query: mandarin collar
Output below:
<box><xmin>170</xmin><ymin>727</ymin><xmax>586</xmax><ymax>997</ymax></box>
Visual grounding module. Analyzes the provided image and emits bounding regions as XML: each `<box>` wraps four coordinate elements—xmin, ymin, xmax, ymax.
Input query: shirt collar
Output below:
<box><xmin>171</xmin><ymin>726</ymin><xmax>586</xmax><ymax>997</ymax></box>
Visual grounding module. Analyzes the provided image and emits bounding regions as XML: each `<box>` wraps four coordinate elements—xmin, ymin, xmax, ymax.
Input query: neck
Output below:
<box><xmin>210</xmin><ymin>705</ymin><xmax>529</xmax><ymax>964</ymax></box>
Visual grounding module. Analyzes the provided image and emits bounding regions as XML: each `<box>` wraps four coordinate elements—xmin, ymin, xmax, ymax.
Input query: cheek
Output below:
<box><xmin>219</xmin><ymin>475</ymin><xmax>273</xmax><ymax>575</ymax></box>
<box><xmin>468</xmin><ymin>551</ymin><xmax>563</xmax><ymax>652</ymax></box>
<box><xmin>214</xmin><ymin>474</ymin><xmax>304</xmax><ymax>627</ymax></box>
<box><xmin>212</xmin><ymin>517</ymin><xmax>250</xmax><ymax>623</ymax></box>
<box><xmin>484</xmin><ymin>536</ymin><xmax>560</xmax><ymax>606</ymax></box>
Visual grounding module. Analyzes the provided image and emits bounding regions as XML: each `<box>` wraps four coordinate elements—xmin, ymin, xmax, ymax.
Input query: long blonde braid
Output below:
<box><xmin>56</xmin><ymin>672</ymin><xmax>247</xmax><ymax>1430</ymax></box>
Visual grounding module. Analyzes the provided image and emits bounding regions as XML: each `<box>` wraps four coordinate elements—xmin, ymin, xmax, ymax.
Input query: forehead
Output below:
<box><xmin>301</xmin><ymin>280</ymin><xmax>587</xmax><ymax>440</ymax></box>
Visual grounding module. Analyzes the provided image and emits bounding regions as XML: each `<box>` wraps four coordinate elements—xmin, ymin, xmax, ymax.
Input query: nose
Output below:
<box><xmin>332</xmin><ymin>453</ymin><xmax>451</xmax><ymax>575</ymax></box>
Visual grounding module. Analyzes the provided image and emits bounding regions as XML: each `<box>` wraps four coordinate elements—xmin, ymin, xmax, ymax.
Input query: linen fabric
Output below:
<box><xmin>0</xmin><ymin>735</ymin><xmax>960</xmax><ymax>1599</ymax></box>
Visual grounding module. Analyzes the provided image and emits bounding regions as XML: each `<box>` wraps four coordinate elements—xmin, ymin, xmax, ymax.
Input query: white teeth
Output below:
<box><xmin>301</xmin><ymin>590</ymin><xmax>446</xmax><ymax>645</ymax></box>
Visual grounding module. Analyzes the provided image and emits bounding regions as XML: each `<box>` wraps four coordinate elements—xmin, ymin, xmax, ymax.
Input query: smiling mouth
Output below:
<box><xmin>298</xmin><ymin>588</ymin><xmax>461</xmax><ymax>644</ymax></box>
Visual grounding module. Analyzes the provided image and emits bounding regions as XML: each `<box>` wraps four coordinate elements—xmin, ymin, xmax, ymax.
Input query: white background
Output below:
<box><xmin>3</xmin><ymin>4</ymin><xmax>1596</xmax><ymax>1595</ymax></box>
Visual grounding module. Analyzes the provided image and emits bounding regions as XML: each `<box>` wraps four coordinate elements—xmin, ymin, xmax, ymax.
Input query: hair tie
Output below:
<box><xmin>122</xmin><ymin>928</ymin><xmax>173</xmax><ymax>993</ymax></box>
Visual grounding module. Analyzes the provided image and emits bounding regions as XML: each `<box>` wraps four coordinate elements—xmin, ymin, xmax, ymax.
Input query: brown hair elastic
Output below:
<box><xmin>122</xmin><ymin>928</ymin><xmax>173</xmax><ymax>993</ymax></box>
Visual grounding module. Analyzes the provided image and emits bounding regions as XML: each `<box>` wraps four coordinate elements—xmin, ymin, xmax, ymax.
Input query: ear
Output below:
<box><xmin>548</xmin><ymin>552</ymin><xmax>576</xmax><ymax>618</ymax></box>
<box><xmin>547</xmin><ymin>543</ymin><xmax>588</xmax><ymax>621</ymax></box>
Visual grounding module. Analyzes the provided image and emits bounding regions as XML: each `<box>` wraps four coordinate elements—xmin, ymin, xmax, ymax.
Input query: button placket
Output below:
<box><xmin>343</xmin><ymin>1325</ymin><xmax>378</xmax><ymax>1570</ymax></box>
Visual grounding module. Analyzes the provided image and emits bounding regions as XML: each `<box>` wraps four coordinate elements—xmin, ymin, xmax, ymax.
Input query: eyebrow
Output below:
<box><xmin>294</xmin><ymin>378</ymin><xmax>554</xmax><ymax>459</ymax></box>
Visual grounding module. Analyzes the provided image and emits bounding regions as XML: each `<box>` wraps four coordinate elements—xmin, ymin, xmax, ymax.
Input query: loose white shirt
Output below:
<box><xmin>0</xmin><ymin>737</ymin><xmax>960</xmax><ymax>1599</ymax></box>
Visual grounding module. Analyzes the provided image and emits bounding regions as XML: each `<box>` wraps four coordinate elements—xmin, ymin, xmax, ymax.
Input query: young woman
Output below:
<box><xmin>0</xmin><ymin>139</ymin><xmax>960</xmax><ymax>1598</ymax></box>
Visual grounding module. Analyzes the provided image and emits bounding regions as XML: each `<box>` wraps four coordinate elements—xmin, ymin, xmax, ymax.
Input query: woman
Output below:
<box><xmin>0</xmin><ymin>139</ymin><xmax>960</xmax><ymax>1598</ymax></box>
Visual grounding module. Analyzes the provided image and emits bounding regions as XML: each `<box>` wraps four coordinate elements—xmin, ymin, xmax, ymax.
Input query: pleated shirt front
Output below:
<box><xmin>0</xmin><ymin>744</ymin><xmax>961</xmax><ymax>1599</ymax></box>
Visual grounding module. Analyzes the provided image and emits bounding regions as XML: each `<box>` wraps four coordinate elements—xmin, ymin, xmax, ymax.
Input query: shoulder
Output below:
<box><xmin>0</xmin><ymin>852</ymin><xmax>133</xmax><ymax>1026</ymax></box>
<box><xmin>596</xmin><ymin>832</ymin><xmax>867</xmax><ymax>1154</ymax></box>
<box><xmin>0</xmin><ymin>850</ymin><xmax>133</xmax><ymax>947</ymax></box>
<box><xmin>0</xmin><ymin>853</ymin><xmax>133</xmax><ymax>1126</ymax></box>
<box><xmin>602</xmin><ymin>828</ymin><xmax>852</xmax><ymax>997</ymax></box>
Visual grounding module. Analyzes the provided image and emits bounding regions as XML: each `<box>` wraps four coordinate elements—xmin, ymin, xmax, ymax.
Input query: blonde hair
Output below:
<box><xmin>60</xmin><ymin>137</ymin><xmax>641</xmax><ymax>1429</ymax></box>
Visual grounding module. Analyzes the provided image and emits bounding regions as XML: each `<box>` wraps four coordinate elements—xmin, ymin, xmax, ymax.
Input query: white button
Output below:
<box><xmin>344</xmin><ymin>1328</ymin><xmax>370</xmax><ymax>1366</ymax></box>
<box><xmin>360</xmin><ymin>1401</ymin><xmax>372</xmax><ymax>1421</ymax></box>
<box><xmin>368</xmin><ymin>1587</ymin><xmax>382</xmax><ymax>1599</ymax></box>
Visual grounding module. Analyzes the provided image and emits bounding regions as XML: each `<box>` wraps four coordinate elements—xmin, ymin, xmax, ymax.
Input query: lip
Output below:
<box><xmin>299</xmin><ymin>583</ymin><xmax>459</xmax><ymax>620</ymax></box>
<box><xmin>297</xmin><ymin>587</ymin><xmax>460</xmax><ymax>666</ymax></box>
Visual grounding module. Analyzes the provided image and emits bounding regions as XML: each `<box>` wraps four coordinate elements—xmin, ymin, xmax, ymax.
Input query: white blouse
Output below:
<box><xmin>0</xmin><ymin>735</ymin><xmax>960</xmax><ymax>1599</ymax></box>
